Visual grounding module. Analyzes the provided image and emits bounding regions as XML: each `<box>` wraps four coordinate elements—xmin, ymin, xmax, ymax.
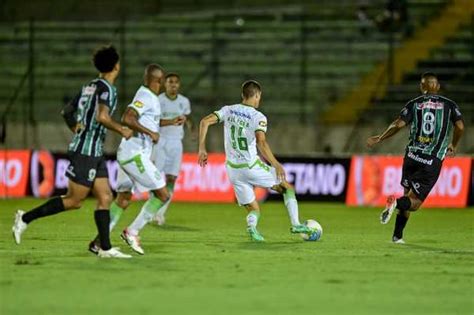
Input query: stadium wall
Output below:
<box><xmin>0</xmin><ymin>150</ymin><xmax>471</xmax><ymax>207</ymax></box>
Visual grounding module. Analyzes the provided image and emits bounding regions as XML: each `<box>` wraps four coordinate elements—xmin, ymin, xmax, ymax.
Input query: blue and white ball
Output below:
<box><xmin>301</xmin><ymin>219</ymin><xmax>323</xmax><ymax>241</ymax></box>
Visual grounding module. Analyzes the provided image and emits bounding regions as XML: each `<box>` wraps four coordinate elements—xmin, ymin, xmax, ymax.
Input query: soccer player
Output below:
<box><xmin>367</xmin><ymin>72</ymin><xmax>464</xmax><ymax>243</ymax></box>
<box><xmin>11</xmin><ymin>45</ymin><xmax>133</xmax><ymax>258</ymax></box>
<box><xmin>198</xmin><ymin>80</ymin><xmax>313</xmax><ymax>241</ymax></box>
<box><xmin>90</xmin><ymin>64</ymin><xmax>181</xmax><ymax>255</ymax></box>
<box><xmin>153</xmin><ymin>72</ymin><xmax>194</xmax><ymax>225</ymax></box>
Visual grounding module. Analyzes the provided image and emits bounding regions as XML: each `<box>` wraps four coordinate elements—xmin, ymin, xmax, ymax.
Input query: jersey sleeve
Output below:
<box><xmin>61</xmin><ymin>92</ymin><xmax>80</xmax><ymax>129</ymax></box>
<box><xmin>96</xmin><ymin>81</ymin><xmax>112</xmax><ymax>108</ymax></box>
<box><xmin>254</xmin><ymin>113</ymin><xmax>268</xmax><ymax>133</ymax></box>
<box><xmin>399</xmin><ymin>101</ymin><xmax>414</xmax><ymax>124</ymax></box>
<box><xmin>129</xmin><ymin>90</ymin><xmax>152</xmax><ymax>116</ymax></box>
<box><xmin>213</xmin><ymin>106</ymin><xmax>228</xmax><ymax>123</ymax></box>
<box><xmin>450</xmin><ymin>102</ymin><xmax>463</xmax><ymax>123</ymax></box>
<box><xmin>183</xmin><ymin>97</ymin><xmax>191</xmax><ymax>115</ymax></box>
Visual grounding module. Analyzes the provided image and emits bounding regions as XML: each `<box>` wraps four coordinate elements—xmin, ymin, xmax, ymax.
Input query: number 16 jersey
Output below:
<box><xmin>214</xmin><ymin>104</ymin><xmax>268</xmax><ymax>166</ymax></box>
<box><xmin>399</xmin><ymin>94</ymin><xmax>463</xmax><ymax>160</ymax></box>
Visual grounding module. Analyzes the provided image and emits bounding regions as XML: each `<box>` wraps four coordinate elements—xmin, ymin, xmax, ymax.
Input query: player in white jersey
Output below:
<box><xmin>198</xmin><ymin>80</ymin><xmax>313</xmax><ymax>241</ymax></box>
<box><xmin>153</xmin><ymin>73</ymin><xmax>194</xmax><ymax>225</ymax></box>
<box><xmin>89</xmin><ymin>64</ymin><xmax>179</xmax><ymax>255</ymax></box>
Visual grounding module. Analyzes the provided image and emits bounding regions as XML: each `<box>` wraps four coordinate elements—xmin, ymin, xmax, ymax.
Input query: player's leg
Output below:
<box><xmin>243</xmin><ymin>200</ymin><xmax>265</xmax><ymax>242</ymax></box>
<box><xmin>154</xmin><ymin>175</ymin><xmax>177</xmax><ymax>225</ymax></box>
<box><xmin>109</xmin><ymin>166</ymin><xmax>134</xmax><ymax>231</ymax></box>
<box><xmin>154</xmin><ymin>139</ymin><xmax>182</xmax><ymax>225</ymax></box>
<box><xmin>91</xmin><ymin>177</ymin><xmax>131</xmax><ymax>258</ymax></box>
<box><xmin>12</xmin><ymin>178</ymin><xmax>90</xmax><ymax>245</ymax></box>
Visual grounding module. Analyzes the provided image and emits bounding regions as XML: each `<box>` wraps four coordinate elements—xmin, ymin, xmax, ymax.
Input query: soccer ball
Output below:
<box><xmin>301</xmin><ymin>219</ymin><xmax>323</xmax><ymax>241</ymax></box>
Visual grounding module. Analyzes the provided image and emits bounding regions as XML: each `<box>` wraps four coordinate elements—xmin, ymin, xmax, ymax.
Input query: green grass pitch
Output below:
<box><xmin>1</xmin><ymin>198</ymin><xmax>473</xmax><ymax>315</ymax></box>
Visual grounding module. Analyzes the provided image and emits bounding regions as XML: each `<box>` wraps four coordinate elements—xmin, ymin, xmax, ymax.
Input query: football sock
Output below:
<box><xmin>94</xmin><ymin>209</ymin><xmax>112</xmax><ymax>250</ymax></box>
<box><xmin>157</xmin><ymin>182</ymin><xmax>175</xmax><ymax>217</ymax></box>
<box><xmin>393</xmin><ymin>212</ymin><xmax>409</xmax><ymax>239</ymax></box>
<box><xmin>246</xmin><ymin>210</ymin><xmax>260</xmax><ymax>228</ymax></box>
<box><xmin>22</xmin><ymin>197</ymin><xmax>66</xmax><ymax>224</ymax></box>
<box><xmin>283</xmin><ymin>189</ymin><xmax>301</xmax><ymax>226</ymax></box>
<box><xmin>128</xmin><ymin>196</ymin><xmax>165</xmax><ymax>235</ymax></box>
<box><xmin>396</xmin><ymin>196</ymin><xmax>411</xmax><ymax>212</ymax></box>
<box><xmin>109</xmin><ymin>202</ymin><xmax>124</xmax><ymax>232</ymax></box>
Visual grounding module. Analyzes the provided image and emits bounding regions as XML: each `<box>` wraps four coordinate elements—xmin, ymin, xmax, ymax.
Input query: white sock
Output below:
<box><xmin>284</xmin><ymin>189</ymin><xmax>300</xmax><ymax>226</ymax></box>
<box><xmin>246</xmin><ymin>210</ymin><xmax>259</xmax><ymax>228</ymax></box>
<box><xmin>128</xmin><ymin>197</ymin><xmax>164</xmax><ymax>235</ymax></box>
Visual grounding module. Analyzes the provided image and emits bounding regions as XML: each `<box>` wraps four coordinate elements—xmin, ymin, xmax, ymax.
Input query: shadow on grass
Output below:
<box><xmin>404</xmin><ymin>243</ymin><xmax>474</xmax><ymax>255</ymax></box>
<box><xmin>237</xmin><ymin>240</ymin><xmax>304</xmax><ymax>251</ymax></box>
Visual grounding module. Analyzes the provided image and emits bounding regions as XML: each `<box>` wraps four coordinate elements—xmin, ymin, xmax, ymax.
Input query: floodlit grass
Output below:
<box><xmin>1</xmin><ymin>198</ymin><xmax>473</xmax><ymax>315</ymax></box>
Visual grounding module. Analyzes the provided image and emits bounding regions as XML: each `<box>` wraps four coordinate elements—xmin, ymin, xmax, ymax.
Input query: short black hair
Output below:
<box><xmin>241</xmin><ymin>80</ymin><xmax>262</xmax><ymax>99</ymax></box>
<box><xmin>165</xmin><ymin>72</ymin><xmax>180</xmax><ymax>81</ymax></box>
<box><xmin>92</xmin><ymin>45</ymin><xmax>119</xmax><ymax>73</ymax></box>
<box><xmin>144</xmin><ymin>64</ymin><xmax>165</xmax><ymax>84</ymax></box>
<box><xmin>421</xmin><ymin>72</ymin><xmax>438</xmax><ymax>80</ymax></box>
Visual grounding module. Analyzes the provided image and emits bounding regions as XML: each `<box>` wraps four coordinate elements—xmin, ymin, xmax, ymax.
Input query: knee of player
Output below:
<box><xmin>409</xmin><ymin>198</ymin><xmax>422</xmax><ymax>211</ymax></box>
<box><xmin>116</xmin><ymin>193</ymin><xmax>132</xmax><ymax>209</ymax></box>
<box><xmin>98</xmin><ymin>192</ymin><xmax>114</xmax><ymax>207</ymax></box>
<box><xmin>66</xmin><ymin>199</ymin><xmax>83</xmax><ymax>210</ymax></box>
<box><xmin>153</xmin><ymin>189</ymin><xmax>170</xmax><ymax>203</ymax></box>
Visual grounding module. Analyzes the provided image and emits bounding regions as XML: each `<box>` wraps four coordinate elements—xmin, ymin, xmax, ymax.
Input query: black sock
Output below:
<box><xmin>393</xmin><ymin>213</ymin><xmax>409</xmax><ymax>239</ymax></box>
<box><xmin>94</xmin><ymin>209</ymin><xmax>112</xmax><ymax>250</ymax></box>
<box><xmin>22</xmin><ymin>197</ymin><xmax>65</xmax><ymax>224</ymax></box>
<box><xmin>396</xmin><ymin>196</ymin><xmax>411</xmax><ymax>211</ymax></box>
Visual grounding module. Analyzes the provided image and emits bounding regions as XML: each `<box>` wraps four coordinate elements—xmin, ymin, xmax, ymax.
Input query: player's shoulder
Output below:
<box><xmin>177</xmin><ymin>94</ymin><xmax>190</xmax><ymax>103</ymax></box>
<box><xmin>437</xmin><ymin>95</ymin><xmax>459</xmax><ymax>107</ymax></box>
<box><xmin>95</xmin><ymin>78</ymin><xmax>114</xmax><ymax>92</ymax></box>
<box><xmin>406</xmin><ymin>94</ymin><xmax>425</xmax><ymax>105</ymax></box>
<box><xmin>136</xmin><ymin>86</ymin><xmax>157</xmax><ymax>101</ymax></box>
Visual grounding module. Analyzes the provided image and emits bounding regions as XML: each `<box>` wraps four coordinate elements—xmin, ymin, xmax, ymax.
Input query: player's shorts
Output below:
<box><xmin>65</xmin><ymin>151</ymin><xmax>108</xmax><ymax>187</ymax></box>
<box><xmin>116</xmin><ymin>150</ymin><xmax>166</xmax><ymax>193</ymax></box>
<box><xmin>401</xmin><ymin>151</ymin><xmax>443</xmax><ymax>201</ymax></box>
<box><xmin>226</xmin><ymin>159</ymin><xmax>279</xmax><ymax>205</ymax></box>
<box><xmin>153</xmin><ymin>138</ymin><xmax>183</xmax><ymax>177</ymax></box>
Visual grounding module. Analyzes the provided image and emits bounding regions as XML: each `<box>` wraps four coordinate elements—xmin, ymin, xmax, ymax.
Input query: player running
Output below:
<box><xmin>12</xmin><ymin>45</ymin><xmax>133</xmax><ymax>258</ymax></box>
<box><xmin>367</xmin><ymin>72</ymin><xmax>465</xmax><ymax>244</ymax></box>
<box><xmin>198</xmin><ymin>80</ymin><xmax>313</xmax><ymax>242</ymax></box>
<box><xmin>153</xmin><ymin>73</ymin><xmax>194</xmax><ymax>225</ymax></box>
<box><xmin>89</xmin><ymin>64</ymin><xmax>179</xmax><ymax>255</ymax></box>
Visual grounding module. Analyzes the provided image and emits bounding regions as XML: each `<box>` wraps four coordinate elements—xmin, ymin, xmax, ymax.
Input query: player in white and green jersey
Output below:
<box><xmin>198</xmin><ymin>80</ymin><xmax>313</xmax><ymax>241</ymax></box>
<box><xmin>153</xmin><ymin>73</ymin><xmax>193</xmax><ymax>225</ymax></box>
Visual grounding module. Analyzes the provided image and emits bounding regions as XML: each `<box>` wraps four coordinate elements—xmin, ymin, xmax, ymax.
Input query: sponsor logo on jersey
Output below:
<box><xmin>100</xmin><ymin>91</ymin><xmax>109</xmax><ymax>101</ymax></box>
<box><xmin>133</xmin><ymin>101</ymin><xmax>144</xmax><ymax>108</ymax></box>
<box><xmin>407</xmin><ymin>152</ymin><xmax>433</xmax><ymax>165</ymax></box>
<box><xmin>259</xmin><ymin>121</ymin><xmax>267</xmax><ymax>127</ymax></box>
<box><xmin>417</xmin><ymin>135</ymin><xmax>433</xmax><ymax>143</ymax></box>
<box><xmin>416</xmin><ymin>100</ymin><xmax>443</xmax><ymax>110</ymax></box>
<box><xmin>401</xmin><ymin>108</ymin><xmax>408</xmax><ymax>116</ymax></box>
<box><xmin>230</xmin><ymin>110</ymin><xmax>251</xmax><ymax>120</ymax></box>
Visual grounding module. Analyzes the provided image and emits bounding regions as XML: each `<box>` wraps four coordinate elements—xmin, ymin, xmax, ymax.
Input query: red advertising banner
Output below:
<box><xmin>346</xmin><ymin>155</ymin><xmax>472</xmax><ymax>208</ymax></box>
<box><xmin>173</xmin><ymin>153</ymin><xmax>234</xmax><ymax>202</ymax></box>
<box><xmin>0</xmin><ymin>150</ymin><xmax>31</xmax><ymax>198</ymax></box>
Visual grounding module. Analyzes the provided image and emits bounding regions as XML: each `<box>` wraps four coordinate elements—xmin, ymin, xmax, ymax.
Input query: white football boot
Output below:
<box><xmin>120</xmin><ymin>229</ymin><xmax>145</xmax><ymax>255</ymax></box>
<box><xmin>98</xmin><ymin>247</ymin><xmax>132</xmax><ymax>258</ymax></box>
<box><xmin>380</xmin><ymin>195</ymin><xmax>397</xmax><ymax>224</ymax></box>
<box><xmin>12</xmin><ymin>210</ymin><xmax>27</xmax><ymax>245</ymax></box>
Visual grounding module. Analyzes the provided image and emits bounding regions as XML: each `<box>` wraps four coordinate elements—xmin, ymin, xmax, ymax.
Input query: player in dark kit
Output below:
<box><xmin>367</xmin><ymin>72</ymin><xmax>465</xmax><ymax>244</ymax></box>
<box><xmin>11</xmin><ymin>45</ymin><xmax>134</xmax><ymax>258</ymax></box>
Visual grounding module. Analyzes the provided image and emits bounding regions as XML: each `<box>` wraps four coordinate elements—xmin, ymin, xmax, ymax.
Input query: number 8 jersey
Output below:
<box><xmin>399</xmin><ymin>94</ymin><xmax>463</xmax><ymax>160</ymax></box>
<box><xmin>214</xmin><ymin>104</ymin><xmax>268</xmax><ymax>166</ymax></box>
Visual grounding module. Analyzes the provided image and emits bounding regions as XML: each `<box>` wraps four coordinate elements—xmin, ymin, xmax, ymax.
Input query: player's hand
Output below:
<box><xmin>274</xmin><ymin>163</ymin><xmax>286</xmax><ymax>182</ymax></box>
<box><xmin>366</xmin><ymin>135</ymin><xmax>381</xmax><ymax>148</ymax></box>
<box><xmin>149</xmin><ymin>132</ymin><xmax>160</xmax><ymax>144</ymax></box>
<box><xmin>174</xmin><ymin>116</ymin><xmax>186</xmax><ymax>126</ymax></box>
<box><xmin>447</xmin><ymin>143</ymin><xmax>456</xmax><ymax>157</ymax></box>
<box><xmin>121</xmin><ymin>126</ymin><xmax>133</xmax><ymax>140</ymax></box>
<box><xmin>198</xmin><ymin>149</ymin><xmax>208</xmax><ymax>167</ymax></box>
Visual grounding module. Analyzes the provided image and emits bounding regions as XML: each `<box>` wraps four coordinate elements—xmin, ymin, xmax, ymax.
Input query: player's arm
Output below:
<box><xmin>96</xmin><ymin>104</ymin><xmax>133</xmax><ymax>139</ymax></box>
<box><xmin>61</xmin><ymin>93</ymin><xmax>80</xmax><ymax>133</ymax></box>
<box><xmin>255</xmin><ymin>131</ymin><xmax>286</xmax><ymax>182</ymax></box>
<box><xmin>122</xmin><ymin>107</ymin><xmax>159</xmax><ymax>143</ymax></box>
<box><xmin>367</xmin><ymin>117</ymin><xmax>406</xmax><ymax>148</ymax></box>
<box><xmin>447</xmin><ymin>119</ymin><xmax>464</xmax><ymax>157</ymax></box>
<box><xmin>198</xmin><ymin>113</ymin><xmax>219</xmax><ymax>167</ymax></box>
<box><xmin>160</xmin><ymin>116</ymin><xmax>185</xmax><ymax>126</ymax></box>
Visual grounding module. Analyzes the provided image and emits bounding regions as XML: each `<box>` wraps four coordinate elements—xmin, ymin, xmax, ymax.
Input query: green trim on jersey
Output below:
<box><xmin>226</xmin><ymin>159</ymin><xmax>270</xmax><ymax>172</ymax></box>
<box><xmin>255</xmin><ymin>128</ymin><xmax>266</xmax><ymax>133</ymax></box>
<box><xmin>213</xmin><ymin>111</ymin><xmax>221</xmax><ymax>122</ymax></box>
<box><xmin>119</xmin><ymin>154</ymin><xmax>145</xmax><ymax>173</ymax></box>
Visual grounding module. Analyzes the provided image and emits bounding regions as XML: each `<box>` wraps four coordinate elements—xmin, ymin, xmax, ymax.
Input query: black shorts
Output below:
<box><xmin>65</xmin><ymin>152</ymin><xmax>108</xmax><ymax>187</ymax></box>
<box><xmin>401</xmin><ymin>151</ymin><xmax>443</xmax><ymax>201</ymax></box>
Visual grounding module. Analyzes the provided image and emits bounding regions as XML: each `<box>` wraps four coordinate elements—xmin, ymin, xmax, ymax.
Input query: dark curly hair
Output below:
<box><xmin>92</xmin><ymin>45</ymin><xmax>119</xmax><ymax>73</ymax></box>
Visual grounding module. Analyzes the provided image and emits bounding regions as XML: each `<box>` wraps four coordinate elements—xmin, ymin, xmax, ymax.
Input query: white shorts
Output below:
<box><xmin>116</xmin><ymin>151</ymin><xmax>166</xmax><ymax>193</ymax></box>
<box><xmin>153</xmin><ymin>138</ymin><xmax>183</xmax><ymax>177</ymax></box>
<box><xmin>226</xmin><ymin>160</ymin><xmax>279</xmax><ymax>205</ymax></box>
